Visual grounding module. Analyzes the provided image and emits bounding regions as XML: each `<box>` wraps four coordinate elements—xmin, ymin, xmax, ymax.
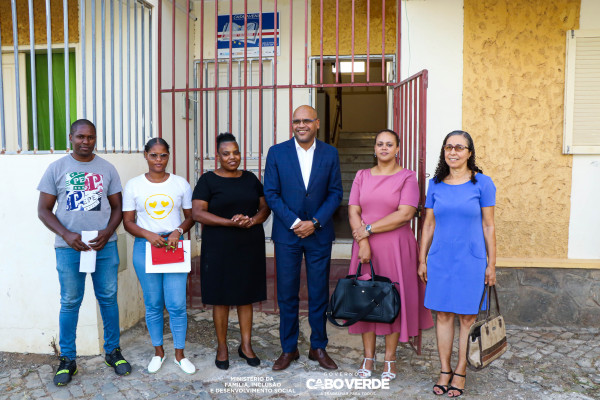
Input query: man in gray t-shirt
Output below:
<box><xmin>37</xmin><ymin>119</ymin><xmax>132</xmax><ymax>386</ymax></box>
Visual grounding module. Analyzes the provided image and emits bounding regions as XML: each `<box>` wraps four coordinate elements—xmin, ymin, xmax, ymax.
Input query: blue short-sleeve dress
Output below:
<box><xmin>423</xmin><ymin>173</ymin><xmax>496</xmax><ymax>314</ymax></box>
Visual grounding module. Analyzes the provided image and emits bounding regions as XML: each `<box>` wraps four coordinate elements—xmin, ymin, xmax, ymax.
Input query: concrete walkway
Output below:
<box><xmin>1</xmin><ymin>309</ymin><xmax>599</xmax><ymax>399</ymax></box>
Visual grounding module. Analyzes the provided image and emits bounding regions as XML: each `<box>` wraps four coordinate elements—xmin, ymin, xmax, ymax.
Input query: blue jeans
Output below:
<box><xmin>132</xmin><ymin>237</ymin><xmax>188</xmax><ymax>349</ymax></box>
<box><xmin>55</xmin><ymin>241</ymin><xmax>121</xmax><ymax>359</ymax></box>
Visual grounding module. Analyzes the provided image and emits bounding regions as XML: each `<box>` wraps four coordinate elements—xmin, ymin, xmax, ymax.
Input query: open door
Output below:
<box><xmin>313</xmin><ymin>57</ymin><xmax>396</xmax><ymax>241</ymax></box>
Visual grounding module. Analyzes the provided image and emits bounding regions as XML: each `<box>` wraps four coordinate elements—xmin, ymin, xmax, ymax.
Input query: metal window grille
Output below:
<box><xmin>158</xmin><ymin>0</ymin><xmax>427</xmax><ymax>331</ymax></box>
<box><xmin>0</xmin><ymin>0</ymin><xmax>153</xmax><ymax>154</ymax></box>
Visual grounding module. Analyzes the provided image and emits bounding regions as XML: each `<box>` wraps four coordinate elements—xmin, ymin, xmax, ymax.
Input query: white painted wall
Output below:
<box><xmin>568</xmin><ymin>0</ymin><xmax>600</xmax><ymax>260</ymax></box>
<box><xmin>400</xmin><ymin>0</ymin><xmax>464</xmax><ymax>178</ymax></box>
<box><xmin>0</xmin><ymin>154</ymin><xmax>147</xmax><ymax>355</ymax></box>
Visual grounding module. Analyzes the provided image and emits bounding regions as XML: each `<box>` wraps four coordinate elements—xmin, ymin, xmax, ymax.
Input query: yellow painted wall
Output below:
<box><xmin>311</xmin><ymin>0</ymin><xmax>396</xmax><ymax>56</ymax></box>
<box><xmin>1</xmin><ymin>0</ymin><xmax>79</xmax><ymax>46</ymax></box>
<box><xmin>463</xmin><ymin>0</ymin><xmax>580</xmax><ymax>259</ymax></box>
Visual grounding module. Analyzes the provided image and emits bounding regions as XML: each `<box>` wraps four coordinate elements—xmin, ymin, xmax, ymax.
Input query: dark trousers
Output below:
<box><xmin>275</xmin><ymin>236</ymin><xmax>332</xmax><ymax>353</ymax></box>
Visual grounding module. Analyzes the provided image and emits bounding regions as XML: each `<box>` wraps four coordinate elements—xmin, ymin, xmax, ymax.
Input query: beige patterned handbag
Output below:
<box><xmin>467</xmin><ymin>285</ymin><xmax>507</xmax><ymax>370</ymax></box>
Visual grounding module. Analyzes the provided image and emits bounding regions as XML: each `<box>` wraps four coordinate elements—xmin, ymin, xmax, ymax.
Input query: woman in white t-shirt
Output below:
<box><xmin>122</xmin><ymin>138</ymin><xmax>195</xmax><ymax>374</ymax></box>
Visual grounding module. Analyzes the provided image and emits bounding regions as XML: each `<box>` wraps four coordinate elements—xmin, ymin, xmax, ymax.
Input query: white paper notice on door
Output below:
<box><xmin>79</xmin><ymin>230</ymin><xmax>98</xmax><ymax>273</ymax></box>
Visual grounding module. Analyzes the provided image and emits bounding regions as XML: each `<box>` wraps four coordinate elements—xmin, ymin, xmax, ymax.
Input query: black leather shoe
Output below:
<box><xmin>215</xmin><ymin>357</ymin><xmax>229</xmax><ymax>370</ymax></box>
<box><xmin>238</xmin><ymin>346</ymin><xmax>260</xmax><ymax>367</ymax></box>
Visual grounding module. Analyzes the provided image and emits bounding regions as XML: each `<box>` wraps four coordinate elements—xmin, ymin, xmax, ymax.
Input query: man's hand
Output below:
<box><xmin>293</xmin><ymin>221</ymin><xmax>315</xmax><ymax>239</ymax></box>
<box><xmin>62</xmin><ymin>231</ymin><xmax>91</xmax><ymax>252</ymax></box>
<box><xmin>88</xmin><ymin>228</ymin><xmax>114</xmax><ymax>251</ymax></box>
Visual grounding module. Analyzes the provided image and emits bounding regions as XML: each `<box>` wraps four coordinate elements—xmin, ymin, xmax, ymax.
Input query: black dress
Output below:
<box><xmin>192</xmin><ymin>170</ymin><xmax>267</xmax><ymax>305</ymax></box>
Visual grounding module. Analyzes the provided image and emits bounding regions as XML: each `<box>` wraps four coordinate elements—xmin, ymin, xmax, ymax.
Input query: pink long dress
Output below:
<box><xmin>348</xmin><ymin>169</ymin><xmax>433</xmax><ymax>341</ymax></box>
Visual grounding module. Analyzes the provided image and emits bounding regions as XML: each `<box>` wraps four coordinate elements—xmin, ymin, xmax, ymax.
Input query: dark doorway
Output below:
<box><xmin>316</xmin><ymin>60</ymin><xmax>389</xmax><ymax>240</ymax></box>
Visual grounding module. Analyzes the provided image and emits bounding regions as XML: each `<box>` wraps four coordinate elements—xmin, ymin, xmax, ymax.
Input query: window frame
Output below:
<box><xmin>25</xmin><ymin>48</ymin><xmax>78</xmax><ymax>151</ymax></box>
<box><xmin>563</xmin><ymin>29</ymin><xmax>600</xmax><ymax>155</ymax></box>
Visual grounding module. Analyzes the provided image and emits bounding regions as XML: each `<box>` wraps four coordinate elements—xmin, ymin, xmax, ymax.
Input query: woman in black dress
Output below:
<box><xmin>192</xmin><ymin>133</ymin><xmax>270</xmax><ymax>370</ymax></box>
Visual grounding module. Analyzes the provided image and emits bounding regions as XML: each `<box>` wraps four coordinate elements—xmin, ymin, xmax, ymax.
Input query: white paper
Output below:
<box><xmin>79</xmin><ymin>230</ymin><xmax>98</xmax><ymax>273</ymax></box>
<box><xmin>145</xmin><ymin>240</ymin><xmax>191</xmax><ymax>273</ymax></box>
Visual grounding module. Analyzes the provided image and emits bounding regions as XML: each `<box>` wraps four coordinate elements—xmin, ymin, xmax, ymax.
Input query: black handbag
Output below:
<box><xmin>326</xmin><ymin>261</ymin><xmax>401</xmax><ymax>327</ymax></box>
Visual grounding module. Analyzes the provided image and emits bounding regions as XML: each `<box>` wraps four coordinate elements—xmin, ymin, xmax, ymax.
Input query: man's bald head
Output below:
<box><xmin>292</xmin><ymin>105</ymin><xmax>317</xmax><ymax>120</ymax></box>
<box><xmin>291</xmin><ymin>105</ymin><xmax>320</xmax><ymax>150</ymax></box>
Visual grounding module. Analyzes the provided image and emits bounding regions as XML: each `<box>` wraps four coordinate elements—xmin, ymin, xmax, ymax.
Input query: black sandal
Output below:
<box><xmin>432</xmin><ymin>370</ymin><xmax>453</xmax><ymax>395</ymax></box>
<box><xmin>447</xmin><ymin>372</ymin><xmax>466</xmax><ymax>398</ymax></box>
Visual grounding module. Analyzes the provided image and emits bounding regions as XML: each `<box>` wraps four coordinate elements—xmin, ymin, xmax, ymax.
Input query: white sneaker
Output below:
<box><xmin>174</xmin><ymin>358</ymin><xmax>196</xmax><ymax>374</ymax></box>
<box><xmin>147</xmin><ymin>356</ymin><xmax>165</xmax><ymax>373</ymax></box>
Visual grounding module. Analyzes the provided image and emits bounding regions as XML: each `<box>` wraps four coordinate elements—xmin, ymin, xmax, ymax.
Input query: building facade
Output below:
<box><xmin>1</xmin><ymin>0</ymin><xmax>598</xmax><ymax>354</ymax></box>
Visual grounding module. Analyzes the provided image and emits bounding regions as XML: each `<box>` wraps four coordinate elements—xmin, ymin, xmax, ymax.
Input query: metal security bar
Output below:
<box><xmin>157</xmin><ymin>1</ymin><xmax>428</xmax><ymax>325</ymax></box>
<box><xmin>0</xmin><ymin>0</ymin><xmax>153</xmax><ymax>154</ymax></box>
<box><xmin>193</xmin><ymin>58</ymin><xmax>275</xmax><ymax>177</ymax></box>
<box><xmin>393</xmin><ymin>70</ymin><xmax>428</xmax><ymax>239</ymax></box>
<box><xmin>158</xmin><ymin>1</ymin><xmax>405</xmax><ymax>182</ymax></box>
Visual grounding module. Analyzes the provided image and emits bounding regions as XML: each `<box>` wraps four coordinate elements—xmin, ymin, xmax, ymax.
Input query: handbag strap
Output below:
<box><xmin>354</xmin><ymin>261</ymin><xmax>376</xmax><ymax>281</ymax></box>
<box><xmin>476</xmin><ymin>285</ymin><xmax>501</xmax><ymax>322</ymax></box>
<box><xmin>326</xmin><ymin>287</ymin><xmax>389</xmax><ymax>327</ymax></box>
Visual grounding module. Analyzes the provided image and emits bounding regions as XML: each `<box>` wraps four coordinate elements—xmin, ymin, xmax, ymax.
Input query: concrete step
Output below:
<box><xmin>339</xmin><ymin>154</ymin><xmax>375</xmax><ymax>163</ymax></box>
<box><xmin>342</xmin><ymin>180</ymin><xmax>353</xmax><ymax>192</ymax></box>
<box><xmin>337</xmin><ymin>138</ymin><xmax>376</xmax><ymax>147</ymax></box>
<box><xmin>342</xmin><ymin>172</ymin><xmax>359</xmax><ymax>180</ymax></box>
<box><xmin>341</xmin><ymin>163</ymin><xmax>372</xmax><ymax>172</ymax></box>
<box><xmin>337</xmin><ymin>147</ymin><xmax>374</xmax><ymax>155</ymax></box>
<box><xmin>337</xmin><ymin>132</ymin><xmax>378</xmax><ymax>140</ymax></box>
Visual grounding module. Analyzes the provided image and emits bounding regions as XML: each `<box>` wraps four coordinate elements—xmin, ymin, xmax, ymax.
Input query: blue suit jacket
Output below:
<box><xmin>264</xmin><ymin>138</ymin><xmax>343</xmax><ymax>245</ymax></box>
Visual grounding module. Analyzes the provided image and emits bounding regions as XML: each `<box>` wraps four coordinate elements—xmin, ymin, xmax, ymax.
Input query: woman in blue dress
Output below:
<box><xmin>418</xmin><ymin>130</ymin><xmax>496</xmax><ymax>398</ymax></box>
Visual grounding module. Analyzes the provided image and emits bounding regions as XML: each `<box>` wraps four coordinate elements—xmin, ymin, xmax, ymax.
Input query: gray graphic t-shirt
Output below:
<box><xmin>37</xmin><ymin>154</ymin><xmax>122</xmax><ymax>248</ymax></box>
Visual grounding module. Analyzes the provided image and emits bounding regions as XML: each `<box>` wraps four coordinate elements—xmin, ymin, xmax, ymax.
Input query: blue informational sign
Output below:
<box><xmin>217</xmin><ymin>12</ymin><xmax>280</xmax><ymax>58</ymax></box>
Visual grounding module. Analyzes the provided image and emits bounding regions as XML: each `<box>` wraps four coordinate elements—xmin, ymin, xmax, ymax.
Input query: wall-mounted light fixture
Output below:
<box><xmin>332</xmin><ymin>61</ymin><xmax>366</xmax><ymax>74</ymax></box>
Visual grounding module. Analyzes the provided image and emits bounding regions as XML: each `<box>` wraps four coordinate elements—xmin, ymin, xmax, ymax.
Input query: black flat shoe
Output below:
<box><xmin>238</xmin><ymin>346</ymin><xmax>260</xmax><ymax>367</ymax></box>
<box><xmin>215</xmin><ymin>357</ymin><xmax>229</xmax><ymax>370</ymax></box>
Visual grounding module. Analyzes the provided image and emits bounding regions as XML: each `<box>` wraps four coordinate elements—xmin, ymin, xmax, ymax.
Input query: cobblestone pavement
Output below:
<box><xmin>1</xmin><ymin>309</ymin><xmax>599</xmax><ymax>400</ymax></box>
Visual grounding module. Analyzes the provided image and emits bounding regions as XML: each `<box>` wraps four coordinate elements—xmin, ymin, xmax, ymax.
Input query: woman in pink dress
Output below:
<box><xmin>349</xmin><ymin>129</ymin><xmax>433</xmax><ymax>380</ymax></box>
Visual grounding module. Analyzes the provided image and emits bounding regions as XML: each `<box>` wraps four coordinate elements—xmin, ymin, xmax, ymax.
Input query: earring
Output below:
<box><xmin>395</xmin><ymin>153</ymin><xmax>398</xmax><ymax>157</ymax></box>
<box><xmin>374</xmin><ymin>153</ymin><xmax>377</xmax><ymax>158</ymax></box>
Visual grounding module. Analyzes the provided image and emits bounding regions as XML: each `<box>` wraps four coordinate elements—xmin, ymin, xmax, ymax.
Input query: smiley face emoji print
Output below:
<box><xmin>144</xmin><ymin>194</ymin><xmax>174</xmax><ymax>219</ymax></box>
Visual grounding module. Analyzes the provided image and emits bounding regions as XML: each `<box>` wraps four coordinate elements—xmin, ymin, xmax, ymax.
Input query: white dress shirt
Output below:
<box><xmin>290</xmin><ymin>138</ymin><xmax>316</xmax><ymax>228</ymax></box>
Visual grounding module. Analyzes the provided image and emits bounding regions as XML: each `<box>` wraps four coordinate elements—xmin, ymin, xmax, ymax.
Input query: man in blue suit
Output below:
<box><xmin>264</xmin><ymin>105</ymin><xmax>343</xmax><ymax>371</ymax></box>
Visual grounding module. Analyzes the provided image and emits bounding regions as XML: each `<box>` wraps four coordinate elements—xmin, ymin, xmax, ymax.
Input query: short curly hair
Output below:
<box><xmin>432</xmin><ymin>130</ymin><xmax>482</xmax><ymax>184</ymax></box>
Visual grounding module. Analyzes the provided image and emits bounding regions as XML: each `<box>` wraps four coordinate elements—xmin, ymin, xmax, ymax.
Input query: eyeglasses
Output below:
<box><xmin>148</xmin><ymin>153</ymin><xmax>169</xmax><ymax>160</ymax></box>
<box><xmin>443</xmin><ymin>144</ymin><xmax>469</xmax><ymax>152</ymax></box>
<box><xmin>292</xmin><ymin>118</ymin><xmax>317</xmax><ymax>125</ymax></box>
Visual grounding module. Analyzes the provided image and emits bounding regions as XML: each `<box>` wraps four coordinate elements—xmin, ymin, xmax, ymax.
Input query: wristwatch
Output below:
<box><xmin>174</xmin><ymin>227</ymin><xmax>184</xmax><ymax>235</ymax></box>
<box><xmin>312</xmin><ymin>218</ymin><xmax>321</xmax><ymax>229</ymax></box>
<box><xmin>365</xmin><ymin>224</ymin><xmax>373</xmax><ymax>236</ymax></box>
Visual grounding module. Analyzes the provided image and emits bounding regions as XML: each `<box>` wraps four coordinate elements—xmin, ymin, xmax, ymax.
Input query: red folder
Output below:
<box><xmin>151</xmin><ymin>240</ymin><xmax>184</xmax><ymax>265</ymax></box>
